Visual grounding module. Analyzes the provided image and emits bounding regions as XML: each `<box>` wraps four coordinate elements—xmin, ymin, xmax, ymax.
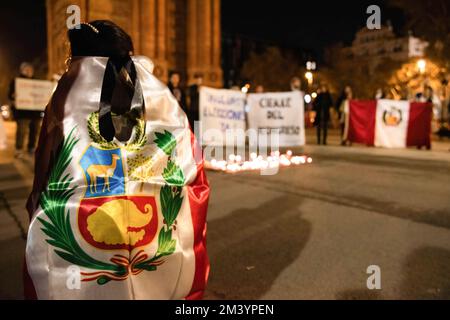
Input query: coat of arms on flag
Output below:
<box><xmin>78</xmin><ymin>146</ymin><xmax>159</xmax><ymax>251</ymax></box>
<box><xmin>37</xmin><ymin>123</ymin><xmax>184</xmax><ymax>285</ymax></box>
<box><xmin>382</xmin><ymin>106</ymin><xmax>403</xmax><ymax>126</ymax></box>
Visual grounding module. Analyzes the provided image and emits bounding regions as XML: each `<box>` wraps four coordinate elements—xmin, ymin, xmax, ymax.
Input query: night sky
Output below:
<box><xmin>0</xmin><ymin>0</ymin><xmax>406</xmax><ymax>101</ymax></box>
<box><xmin>221</xmin><ymin>0</ymin><xmax>405</xmax><ymax>54</ymax></box>
<box><xmin>0</xmin><ymin>1</ymin><xmax>47</xmax><ymax>102</ymax></box>
<box><xmin>0</xmin><ymin>2</ymin><xmax>46</xmax><ymax>67</ymax></box>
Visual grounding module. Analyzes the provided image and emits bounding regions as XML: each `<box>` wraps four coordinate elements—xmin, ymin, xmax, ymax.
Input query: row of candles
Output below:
<box><xmin>205</xmin><ymin>150</ymin><xmax>313</xmax><ymax>173</ymax></box>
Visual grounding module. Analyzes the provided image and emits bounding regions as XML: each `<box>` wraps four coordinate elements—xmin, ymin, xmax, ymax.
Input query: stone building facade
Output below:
<box><xmin>342</xmin><ymin>25</ymin><xmax>428</xmax><ymax>72</ymax></box>
<box><xmin>46</xmin><ymin>0</ymin><xmax>222</xmax><ymax>86</ymax></box>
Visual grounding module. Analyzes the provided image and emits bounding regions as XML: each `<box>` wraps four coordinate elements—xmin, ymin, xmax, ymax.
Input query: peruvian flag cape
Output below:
<box><xmin>24</xmin><ymin>56</ymin><xmax>210</xmax><ymax>299</ymax></box>
<box><xmin>348</xmin><ymin>99</ymin><xmax>432</xmax><ymax>148</ymax></box>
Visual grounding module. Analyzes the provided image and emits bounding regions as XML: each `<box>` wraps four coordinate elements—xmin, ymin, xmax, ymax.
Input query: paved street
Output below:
<box><xmin>1</xmin><ymin>121</ymin><xmax>449</xmax><ymax>299</ymax></box>
<box><xmin>204</xmin><ymin>144</ymin><xmax>450</xmax><ymax>299</ymax></box>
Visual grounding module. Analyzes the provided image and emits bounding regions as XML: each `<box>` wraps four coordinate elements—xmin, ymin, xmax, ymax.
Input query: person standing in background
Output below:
<box><xmin>335</xmin><ymin>85</ymin><xmax>353</xmax><ymax>146</ymax></box>
<box><xmin>375</xmin><ymin>88</ymin><xmax>385</xmax><ymax>100</ymax></box>
<box><xmin>290</xmin><ymin>76</ymin><xmax>302</xmax><ymax>93</ymax></box>
<box><xmin>168</xmin><ymin>71</ymin><xmax>187</xmax><ymax>114</ymax></box>
<box><xmin>314</xmin><ymin>82</ymin><xmax>333</xmax><ymax>145</ymax></box>
<box><xmin>8</xmin><ymin>62</ymin><xmax>43</xmax><ymax>159</ymax></box>
<box><xmin>255</xmin><ymin>84</ymin><xmax>264</xmax><ymax>93</ymax></box>
<box><xmin>416</xmin><ymin>85</ymin><xmax>442</xmax><ymax>133</ymax></box>
<box><xmin>187</xmin><ymin>73</ymin><xmax>203</xmax><ymax>130</ymax></box>
<box><xmin>290</xmin><ymin>76</ymin><xmax>310</xmax><ymax>127</ymax></box>
<box><xmin>415</xmin><ymin>85</ymin><xmax>433</xmax><ymax>103</ymax></box>
<box><xmin>0</xmin><ymin>114</ymin><xmax>6</xmax><ymax>151</ymax></box>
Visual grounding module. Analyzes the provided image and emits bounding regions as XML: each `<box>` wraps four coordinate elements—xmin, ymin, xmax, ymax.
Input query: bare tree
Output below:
<box><xmin>389</xmin><ymin>0</ymin><xmax>450</xmax><ymax>66</ymax></box>
<box><xmin>241</xmin><ymin>47</ymin><xmax>304</xmax><ymax>92</ymax></box>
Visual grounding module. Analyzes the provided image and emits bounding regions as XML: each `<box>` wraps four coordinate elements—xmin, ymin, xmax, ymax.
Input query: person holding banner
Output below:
<box><xmin>255</xmin><ymin>85</ymin><xmax>265</xmax><ymax>93</ymax></box>
<box><xmin>290</xmin><ymin>77</ymin><xmax>302</xmax><ymax>93</ymax></box>
<box><xmin>8</xmin><ymin>62</ymin><xmax>43</xmax><ymax>158</ymax></box>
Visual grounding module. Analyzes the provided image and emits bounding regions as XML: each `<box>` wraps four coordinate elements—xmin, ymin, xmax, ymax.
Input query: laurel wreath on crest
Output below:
<box><xmin>38</xmin><ymin>127</ymin><xmax>185</xmax><ymax>285</ymax></box>
<box><xmin>87</xmin><ymin>111</ymin><xmax>147</xmax><ymax>152</ymax></box>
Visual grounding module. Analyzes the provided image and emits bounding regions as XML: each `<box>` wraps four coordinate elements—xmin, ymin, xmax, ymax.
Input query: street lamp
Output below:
<box><xmin>417</xmin><ymin>59</ymin><xmax>426</xmax><ymax>74</ymax></box>
<box><xmin>305</xmin><ymin>71</ymin><xmax>313</xmax><ymax>86</ymax></box>
<box><xmin>304</xmin><ymin>94</ymin><xmax>312</xmax><ymax>104</ymax></box>
<box><xmin>241</xmin><ymin>83</ymin><xmax>250</xmax><ymax>93</ymax></box>
<box><xmin>306</xmin><ymin>61</ymin><xmax>316</xmax><ymax>71</ymax></box>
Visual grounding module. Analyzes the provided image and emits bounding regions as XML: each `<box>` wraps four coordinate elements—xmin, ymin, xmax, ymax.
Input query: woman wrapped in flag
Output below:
<box><xmin>24</xmin><ymin>20</ymin><xmax>210</xmax><ymax>299</ymax></box>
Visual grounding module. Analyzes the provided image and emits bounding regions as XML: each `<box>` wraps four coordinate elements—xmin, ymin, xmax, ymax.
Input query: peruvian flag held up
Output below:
<box><xmin>348</xmin><ymin>99</ymin><xmax>432</xmax><ymax>149</ymax></box>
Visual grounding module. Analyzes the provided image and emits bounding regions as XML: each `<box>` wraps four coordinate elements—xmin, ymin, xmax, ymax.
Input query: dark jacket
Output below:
<box><xmin>9</xmin><ymin>76</ymin><xmax>43</xmax><ymax>120</ymax></box>
<box><xmin>168</xmin><ymin>82</ymin><xmax>187</xmax><ymax>113</ymax></box>
<box><xmin>314</xmin><ymin>91</ymin><xmax>333</xmax><ymax>124</ymax></box>
<box><xmin>188</xmin><ymin>84</ymin><xmax>200</xmax><ymax>121</ymax></box>
<box><xmin>334</xmin><ymin>91</ymin><xmax>347</xmax><ymax>118</ymax></box>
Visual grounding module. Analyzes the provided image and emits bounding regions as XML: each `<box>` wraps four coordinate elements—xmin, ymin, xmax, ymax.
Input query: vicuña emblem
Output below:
<box><xmin>87</xmin><ymin>154</ymin><xmax>120</xmax><ymax>193</ymax></box>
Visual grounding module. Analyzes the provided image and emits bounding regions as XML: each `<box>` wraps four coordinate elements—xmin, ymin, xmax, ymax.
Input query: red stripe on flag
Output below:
<box><xmin>348</xmin><ymin>100</ymin><xmax>377</xmax><ymax>145</ymax></box>
<box><xmin>406</xmin><ymin>102</ymin><xmax>432</xmax><ymax>148</ymax></box>
<box><xmin>185</xmin><ymin>132</ymin><xmax>210</xmax><ymax>300</ymax></box>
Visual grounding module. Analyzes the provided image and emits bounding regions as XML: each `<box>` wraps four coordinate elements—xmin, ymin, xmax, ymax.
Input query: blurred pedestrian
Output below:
<box><xmin>314</xmin><ymin>82</ymin><xmax>333</xmax><ymax>145</ymax></box>
<box><xmin>168</xmin><ymin>71</ymin><xmax>187</xmax><ymax>113</ymax></box>
<box><xmin>375</xmin><ymin>88</ymin><xmax>385</xmax><ymax>100</ymax></box>
<box><xmin>291</xmin><ymin>76</ymin><xmax>310</xmax><ymax>127</ymax></box>
<box><xmin>255</xmin><ymin>84</ymin><xmax>264</xmax><ymax>93</ymax></box>
<box><xmin>187</xmin><ymin>72</ymin><xmax>203</xmax><ymax>129</ymax></box>
<box><xmin>290</xmin><ymin>77</ymin><xmax>300</xmax><ymax>90</ymax></box>
<box><xmin>0</xmin><ymin>115</ymin><xmax>6</xmax><ymax>150</ymax></box>
<box><xmin>8</xmin><ymin>62</ymin><xmax>43</xmax><ymax>158</ymax></box>
<box><xmin>447</xmin><ymin>99</ymin><xmax>450</xmax><ymax>126</ymax></box>
<box><xmin>415</xmin><ymin>85</ymin><xmax>433</xmax><ymax>103</ymax></box>
<box><xmin>335</xmin><ymin>85</ymin><xmax>353</xmax><ymax>146</ymax></box>
<box><xmin>417</xmin><ymin>86</ymin><xmax>442</xmax><ymax>133</ymax></box>
<box><xmin>290</xmin><ymin>76</ymin><xmax>303</xmax><ymax>93</ymax></box>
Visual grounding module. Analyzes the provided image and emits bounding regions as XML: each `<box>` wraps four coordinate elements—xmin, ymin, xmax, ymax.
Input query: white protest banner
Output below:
<box><xmin>247</xmin><ymin>91</ymin><xmax>305</xmax><ymax>146</ymax></box>
<box><xmin>15</xmin><ymin>78</ymin><xmax>56</xmax><ymax>111</ymax></box>
<box><xmin>200</xmin><ymin>86</ymin><xmax>246</xmax><ymax>146</ymax></box>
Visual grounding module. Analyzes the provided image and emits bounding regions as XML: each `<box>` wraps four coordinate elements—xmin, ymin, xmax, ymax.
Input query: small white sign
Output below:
<box><xmin>15</xmin><ymin>78</ymin><xmax>56</xmax><ymax>111</ymax></box>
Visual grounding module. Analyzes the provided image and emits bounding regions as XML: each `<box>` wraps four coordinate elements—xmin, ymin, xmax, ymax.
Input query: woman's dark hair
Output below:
<box><xmin>68</xmin><ymin>20</ymin><xmax>143</xmax><ymax>142</ymax></box>
<box><xmin>68</xmin><ymin>20</ymin><xmax>133</xmax><ymax>58</ymax></box>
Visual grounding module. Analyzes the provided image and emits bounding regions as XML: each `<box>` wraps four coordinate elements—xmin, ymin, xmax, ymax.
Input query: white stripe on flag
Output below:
<box><xmin>375</xmin><ymin>99</ymin><xmax>410</xmax><ymax>148</ymax></box>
